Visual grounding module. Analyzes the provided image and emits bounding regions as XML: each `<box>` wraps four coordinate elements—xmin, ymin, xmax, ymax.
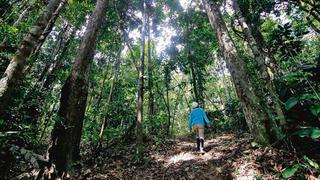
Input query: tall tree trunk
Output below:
<box><xmin>232</xmin><ymin>0</ymin><xmax>286</xmax><ymax>128</ymax></box>
<box><xmin>171</xmin><ymin>84</ymin><xmax>183</xmax><ymax>133</ymax></box>
<box><xmin>237</xmin><ymin>3</ymin><xmax>281</xmax><ymax>76</ymax></box>
<box><xmin>136</xmin><ymin>0</ymin><xmax>146</xmax><ymax>153</ymax></box>
<box><xmin>185</xmin><ymin>6</ymin><xmax>200</xmax><ymax>104</ymax></box>
<box><xmin>99</xmin><ymin>51</ymin><xmax>121</xmax><ymax>140</ymax></box>
<box><xmin>0</xmin><ymin>0</ymin><xmax>66</xmax><ymax>116</ymax></box>
<box><xmin>202</xmin><ymin>0</ymin><xmax>284</xmax><ymax>145</ymax></box>
<box><xmin>39</xmin><ymin>100</ymin><xmax>58</xmax><ymax>142</ymax></box>
<box><xmin>98</xmin><ymin>77</ymin><xmax>115</xmax><ymax>140</ymax></box>
<box><xmin>32</xmin><ymin>0</ymin><xmax>67</xmax><ymax>58</ymax></box>
<box><xmin>186</xmin><ymin>8</ymin><xmax>199</xmax><ymax>103</ymax></box>
<box><xmin>24</xmin><ymin>0</ymin><xmax>68</xmax><ymax>74</ymax></box>
<box><xmin>147</xmin><ymin>2</ymin><xmax>154</xmax><ymax>126</ymax></box>
<box><xmin>190</xmin><ymin>62</ymin><xmax>199</xmax><ymax>102</ymax></box>
<box><xmin>38</xmin><ymin>24</ymin><xmax>68</xmax><ymax>82</ymax></box>
<box><xmin>43</xmin><ymin>26</ymin><xmax>76</xmax><ymax>89</ymax></box>
<box><xmin>45</xmin><ymin>0</ymin><xmax>108</xmax><ymax>176</ymax></box>
<box><xmin>166</xmin><ymin>84</ymin><xmax>171</xmax><ymax>135</ymax></box>
<box><xmin>197</xmin><ymin>70</ymin><xmax>205</xmax><ymax>106</ymax></box>
<box><xmin>15</xmin><ymin>24</ymin><xmax>72</xmax><ymax>113</ymax></box>
<box><xmin>94</xmin><ymin>61</ymin><xmax>111</xmax><ymax>113</ymax></box>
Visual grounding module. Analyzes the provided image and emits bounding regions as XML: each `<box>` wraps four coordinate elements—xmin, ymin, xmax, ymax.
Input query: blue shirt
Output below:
<box><xmin>189</xmin><ymin>108</ymin><xmax>210</xmax><ymax>130</ymax></box>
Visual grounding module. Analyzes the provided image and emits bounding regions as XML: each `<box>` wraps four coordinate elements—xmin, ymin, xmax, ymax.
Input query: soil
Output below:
<box><xmin>69</xmin><ymin>133</ymin><xmax>320</xmax><ymax>179</ymax></box>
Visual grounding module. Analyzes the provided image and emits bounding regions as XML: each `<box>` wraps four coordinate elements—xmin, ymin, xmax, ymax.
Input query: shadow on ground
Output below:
<box><xmin>74</xmin><ymin>133</ymin><xmax>266</xmax><ymax>179</ymax></box>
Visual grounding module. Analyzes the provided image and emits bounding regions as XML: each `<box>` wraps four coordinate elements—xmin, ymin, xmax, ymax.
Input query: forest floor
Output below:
<box><xmin>67</xmin><ymin>132</ymin><xmax>319</xmax><ymax>179</ymax></box>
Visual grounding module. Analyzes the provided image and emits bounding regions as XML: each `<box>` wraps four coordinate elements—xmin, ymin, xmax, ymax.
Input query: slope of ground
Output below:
<box><xmin>70</xmin><ymin>133</ymin><xmax>319</xmax><ymax>179</ymax></box>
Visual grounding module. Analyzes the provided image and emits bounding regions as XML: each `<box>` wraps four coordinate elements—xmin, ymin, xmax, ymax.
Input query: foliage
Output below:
<box><xmin>281</xmin><ymin>163</ymin><xmax>301</xmax><ymax>178</ymax></box>
<box><xmin>0</xmin><ymin>0</ymin><xmax>319</xmax><ymax>178</ymax></box>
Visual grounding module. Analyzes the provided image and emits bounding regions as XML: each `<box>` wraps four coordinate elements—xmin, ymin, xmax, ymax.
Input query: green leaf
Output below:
<box><xmin>294</xmin><ymin>128</ymin><xmax>311</xmax><ymax>138</ymax></box>
<box><xmin>251</xmin><ymin>141</ymin><xmax>259</xmax><ymax>147</ymax></box>
<box><xmin>310</xmin><ymin>129</ymin><xmax>320</xmax><ymax>140</ymax></box>
<box><xmin>285</xmin><ymin>97</ymin><xmax>299</xmax><ymax>110</ymax></box>
<box><xmin>282</xmin><ymin>164</ymin><xmax>300</xmax><ymax>178</ymax></box>
<box><xmin>304</xmin><ymin>156</ymin><xmax>320</xmax><ymax>170</ymax></box>
<box><xmin>310</xmin><ymin>104</ymin><xmax>320</xmax><ymax>117</ymax></box>
<box><xmin>294</xmin><ymin>127</ymin><xmax>320</xmax><ymax>140</ymax></box>
<box><xmin>300</xmin><ymin>93</ymin><xmax>317</xmax><ymax>101</ymax></box>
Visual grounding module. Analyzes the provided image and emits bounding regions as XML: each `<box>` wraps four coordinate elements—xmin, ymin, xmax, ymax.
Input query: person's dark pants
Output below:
<box><xmin>193</xmin><ymin>125</ymin><xmax>204</xmax><ymax>152</ymax></box>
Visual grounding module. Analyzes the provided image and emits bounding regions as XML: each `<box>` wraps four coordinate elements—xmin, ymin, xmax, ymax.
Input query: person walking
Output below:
<box><xmin>189</xmin><ymin>102</ymin><xmax>211</xmax><ymax>153</ymax></box>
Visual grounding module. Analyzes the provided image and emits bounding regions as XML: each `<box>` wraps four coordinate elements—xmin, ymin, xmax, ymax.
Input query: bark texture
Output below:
<box><xmin>0</xmin><ymin>0</ymin><xmax>66</xmax><ymax>116</ymax></box>
<box><xmin>136</xmin><ymin>0</ymin><xmax>146</xmax><ymax>151</ymax></box>
<box><xmin>232</xmin><ymin>0</ymin><xmax>287</xmax><ymax>132</ymax></box>
<box><xmin>147</xmin><ymin>2</ymin><xmax>154</xmax><ymax>124</ymax></box>
<box><xmin>202</xmin><ymin>0</ymin><xmax>284</xmax><ymax>144</ymax></box>
<box><xmin>46</xmin><ymin>0</ymin><xmax>108</xmax><ymax>176</ymax></box>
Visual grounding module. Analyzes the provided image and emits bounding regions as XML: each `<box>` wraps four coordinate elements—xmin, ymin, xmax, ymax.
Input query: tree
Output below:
<box><xmin>202</xmin><ymin>0</ymin><xmax>284</xmax><ymax>145</ymax></box>
<box><xmin>237</xmin><ymin>0</ymin><xmax>281</xmax><ymax>76</ymax></box>
<box><xmin>147</xmin><ymin>0</ymin><xmax>154</xmax><ymax>126</ymax></box>
<box><xmin>231</xmin><ymin>0</ymin><xmax>286</xmax><ymax>129</ymax></box>
<box><xmin>0</xmin><ymin>0</ymin><xmax>67</xmax><ymax>116</ymax></box>
<box><xmin>136</xmin><ymin>0</ymin><xmax>146</xmax><ymax>155</ymax></box>
<box><xmin>44</xmin><ymin>0</ymin><xmax>108</xmax><ymax>176</ymax></box>
<box><xmin>99</xmin><ymin>49</ymin><xmax>122</xmax><ymax>140</ymax></box>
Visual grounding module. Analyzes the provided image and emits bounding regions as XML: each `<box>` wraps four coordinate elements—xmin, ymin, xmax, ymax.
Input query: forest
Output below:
<box><xmin>0</xmin><ymin>0</ymin><xmax>319</xmax><ymax>179</ymax></box>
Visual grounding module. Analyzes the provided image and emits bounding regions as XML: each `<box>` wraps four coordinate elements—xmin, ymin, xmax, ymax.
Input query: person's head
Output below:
<box><xmin>192</xmin><ymin>102</ymin><xmax>199</xmax><ymax>109</ymax></box>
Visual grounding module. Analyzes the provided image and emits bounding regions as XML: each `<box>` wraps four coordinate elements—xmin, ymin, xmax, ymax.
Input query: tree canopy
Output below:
<box><xmin>0</xmin><ymin>0</ymin><xmax>319</xmax><ymax>179</ymax></box>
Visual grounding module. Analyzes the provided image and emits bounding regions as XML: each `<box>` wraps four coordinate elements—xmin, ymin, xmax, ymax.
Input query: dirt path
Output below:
<box><xmin>76</xmin><ymin>133</ymin><xmax>280</xmax><ymax>179</ymax></box>
<box><xmin>15</xmin><ymin>132</ymin><xmax>317</xmax><ymax>179</ymax></box>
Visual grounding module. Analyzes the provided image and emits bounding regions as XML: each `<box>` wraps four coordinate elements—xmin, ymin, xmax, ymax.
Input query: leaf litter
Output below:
<box><xmin>23</xmin><ymin>133</ymin><xmax>320</xmax><ymax>179</ymax></box>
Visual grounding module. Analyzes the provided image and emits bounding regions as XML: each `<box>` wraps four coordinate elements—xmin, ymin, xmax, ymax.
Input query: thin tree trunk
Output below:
<box><xmin>39</xmin><ymin>100</ymin><xmax>57</xmax><ymax>142</ymax></box>
<box><xmin>99</xmin><ymin>51</ymin><xmax>121</xmax><ymax>140</ymax></box>
<box><xmin>13</xmin><ymin>5</ymin><xmax>30</xmax><ymax>27</ymax></box>
<box><xmin>202</xmin><ymin>0</ymin><xmax>284</xmax><ymax>145</ymax></box>
<box><xmin>31</xmin><ymin>0</ymin><xmax>67</xmax><ymax>60</ymax></box>
<box><xmin>15</xmin><ymin>24</ymin><xmax>72</xmax><ymax>112</ymax></box>
<box><xmin>166</xmin><ymin>85</ymin><xmax>171</xmax><ymax>135</ymax></box>
<box><xmin>125</xmin><ymin>39</ymin><xmax>140</xmax><ymax>72</ymax></box>
<box><xmin>147</xmin><ymin>3</ymin><xmax>154</xmax><ymax>126</ymax></box>
<box><xmin>155</xmin><ymin>81</ymin><xmax>171</xmax><ymax>135</ymax></box>
<box><xmin>94</xmin><ymin>61</ymin><xmax>111</xmax><ymax>112</ymax></box>
<box><xmin>98</xmin><ymin>77</ymin><xmax>115</xmax><ymax>140</ymax></box>
<box><xmin>186</xmin><ymin>7</ymin><xmax>199</xmax><ymax>103</ymax></box>
<box><xmin>38</xmin><ymin>24</ymin><xmax>67</xmax><ymax>82</ymax></box>
<box><xmin>85</xmin><ymin>82</ymin><xmax>94</xmax><ymax>112</ymax></box>
<box><xmin>197</xmin><ymin>70</ymin><xmax>205</xmax><ymax>106</ymax></box>
<box><xmin>45</xmin><ymin>0</ymin><xmax>108</xmax><ymax>176</ymax></box>
<box><xmin>237</xmin><ymin>4</ymin><xmax>281</xmax><ymax>76</ymax></box>
<box><xmin>24</xmin><ymin>0</ymin><xmax>68</xmax><ymax>74</ymax></box>
<box><xmin>136</xmin><ymin>0</ymin><xmax>146</xmax><ymax>153</ymax></box>
<box><xmin>43</xmin><ymin>26</ymin><xmax>76</xmax><ymax>89</ymax></box>
<box><xmin>190</xmin><ymin>62</ymin><xmax>199</xmax><ymax>102</ymax></box>
<box><xmin>0</xmin><ymin>0</ymin><xmax>66</xmax><ymax>116</ymax></box>
<box><xmin>171</xmin><ymin>84</ymin><xmax>183</xmax><ymax>132</ymax></box>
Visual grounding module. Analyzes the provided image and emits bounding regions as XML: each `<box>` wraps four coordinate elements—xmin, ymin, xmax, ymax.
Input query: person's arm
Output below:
<box><xmin>202</xmin><ymin>109</ymin><xmax>210</xmax><ymax>125</ymax></box>
<box><xmin>189</xmin><ymin>114</ymin><xmax>192</xmax><ymax>130</ymax></box>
